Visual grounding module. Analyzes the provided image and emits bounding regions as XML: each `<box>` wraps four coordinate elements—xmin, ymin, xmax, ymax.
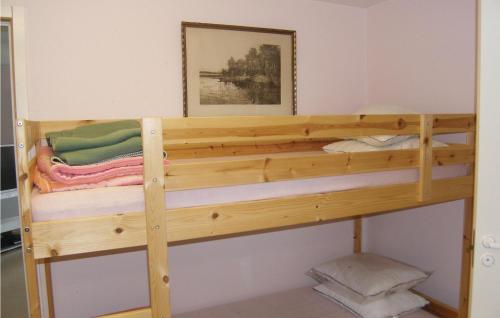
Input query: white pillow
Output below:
<box><xmin>322</xmin><ymin>137</ymin><xmax>447</xmax><ymax>153</ymax></box>
<box><xmin>307</xmin><ymin>253</ymin><xmax>431</xmax><ymax>303</ymax></box>
<box><xmin>355</xmin><ymin>135</ymin><xmax>412</xmax><ymax>147</ymax></box>
<box><xmin>314</xmin><ymin>284</ymin><xmax>429</xmax><ymax>318</ymax></box>
<box><xmin>352</xmin><ymin>105</ymin><xmax>417</xmax><ymax>147</ymax></box>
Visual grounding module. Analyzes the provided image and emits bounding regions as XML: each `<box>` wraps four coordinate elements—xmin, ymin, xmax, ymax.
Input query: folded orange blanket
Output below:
<box><xmin>34</xmin><ymin>145</ymin><xmax>169</xmax><ymax>193</ymax></box>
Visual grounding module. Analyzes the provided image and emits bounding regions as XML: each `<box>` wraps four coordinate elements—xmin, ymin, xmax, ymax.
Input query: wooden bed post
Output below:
<box><xmin>418</xmin><ymin>114</ymin><xmax>433</xmax><ymax>201</ymax></box>
<box><xmin>142</xmin><ymin>118</ymin><xmax>172</xmax><ymax>318</ymax></box>
<box><xmin>15</xmin><ymin>119</ymin><xmax>42</xmax><ymax>318</ymax></box>
<box><xmin>459</xmin><ymin>133</ymin><xmax>475</xmax><ymax>318</ymax></box>
<box><xmin>8</xmin><ymin>6</ymin><xmax>42</xmax><ymax>317</ymax></box>
<box><xmin>353</xmin><ymin>217</ymin><xmax>362</xmax><ymax>253</ymax></box>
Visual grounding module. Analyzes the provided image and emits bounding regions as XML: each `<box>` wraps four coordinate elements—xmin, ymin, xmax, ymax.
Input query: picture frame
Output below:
<box><xmin>182</xmin><ymin>22</ymin><xmax>297</xmax><ymax>117</ymax></box>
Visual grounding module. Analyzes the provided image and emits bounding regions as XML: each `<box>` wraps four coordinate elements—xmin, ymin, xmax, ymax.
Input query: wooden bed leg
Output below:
<box><xmin>418</xmin><ymin>114</ymin><xmax>433</xmax><ymax>202</ymax></box>
<box><xmin>44</xmin><ymin>259</ymin><xmax>56</xmax><ymax>318</ymax></box>
<box><xmin>353</xmin><ymin>217</ymin><xmax>362</xmax><ymax>253</ymax></box>
<box><xmin>458</xmin><ymin>133</ymin><xmax>475</xmax><ymax>318</ymax></box>
<box><xmin>142</xmin><ymin>118</ymin><xmax>171</xmax><ymax>318</ymax></box>
<box><xmin>15</xmin><ymin>119</ymin><xmax>42</xmax><ymax>318</ymax></box>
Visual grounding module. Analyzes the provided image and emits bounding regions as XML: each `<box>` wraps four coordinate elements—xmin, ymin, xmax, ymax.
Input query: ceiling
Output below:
<box><xmin>315</xmin><ymin>0</ymin><xmax>389</xmax><ymax>8</ymax></box>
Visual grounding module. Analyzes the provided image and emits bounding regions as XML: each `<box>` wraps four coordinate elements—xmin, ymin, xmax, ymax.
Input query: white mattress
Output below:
<box><xmin>31</xmin><ymin>165</ymin><xmax>466</xmax><ymax>222</ymax></box>
<box><xmin>173</xmin><ymin>287</ymin><xmax>437</xmax><ymax>318</ymax></box>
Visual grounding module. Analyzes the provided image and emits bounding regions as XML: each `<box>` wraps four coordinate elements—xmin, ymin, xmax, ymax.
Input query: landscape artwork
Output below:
<box><xmin>183</xmin><ymin>23</ymin><xmax>296</xmax><ymax>117</ymax></box>
<box><xmin>199</xmin><ymin>44</ymin><xmax>281</xmax><ymax>105</ymax></box>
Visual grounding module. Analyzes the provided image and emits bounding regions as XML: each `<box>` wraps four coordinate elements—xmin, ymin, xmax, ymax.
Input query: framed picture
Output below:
<box><xmin>182</xmin><ymin>22</ymin><xmax>297</xmax><ymax>117</ymax></box>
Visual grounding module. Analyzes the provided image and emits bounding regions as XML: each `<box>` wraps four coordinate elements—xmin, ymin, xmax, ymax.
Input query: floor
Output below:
<box><xmin>175</xmin><ymin>287</ymin><xmax>437</xmax><ymax>318</ymax></box>
<box><xmin>1</xmin><ymin>247</ymin><xmax>29</xmax><ymax>318</ymax></box>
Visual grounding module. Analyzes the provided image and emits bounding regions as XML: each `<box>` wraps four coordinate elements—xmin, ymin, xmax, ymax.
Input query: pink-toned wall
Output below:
<box><xmin>366</xmin><ymin>0</ymin><xmax>476</xmax><ymax>113</ymax></box>
<box><xmin>364</xmin><ymin>0</ymin><xmax>476</xmax><ymax>308</ymax></box>
<box><xmin>4</xmin><ymin>0</ymin><xmax>476</xmax><ymax>316</ymax></box>
<box><xmin>5</xmin><ymin>0</ymin><xmax>367</xmax><ymax>119</ymax></box>
<box><xmin>3</xmin><ymin>0</ymin><xmax>368</xmax><ymax>317</ymax></box>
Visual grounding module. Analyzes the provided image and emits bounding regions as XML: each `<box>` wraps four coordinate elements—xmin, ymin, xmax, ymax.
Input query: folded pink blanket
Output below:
<box><xmin>34</xmin><ymin>167</ymin><xmax>144</xmax><ymax>193</ymax></box>
<box><xmin>37</xmin><ymin>145</ymin><xmax>168</xmax><ymax>186</ymax></box>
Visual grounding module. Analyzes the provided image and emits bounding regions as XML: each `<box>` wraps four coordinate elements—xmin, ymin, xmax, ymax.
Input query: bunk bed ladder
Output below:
<box><xmin>142</xmin><ymin>118</ymin><xmax>172</xmax><ymax>318</ymax></box>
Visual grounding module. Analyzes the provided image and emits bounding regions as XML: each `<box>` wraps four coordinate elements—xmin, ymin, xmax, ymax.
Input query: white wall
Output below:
<box><xmin>364</xmin><ymin>0</ymin><xmax>476</xmax><ymax>308</ymax></box>
<box><xmin>2</xmin><ymin>0</ymin><xmax>368</xmax><ymax>316</ymax></box>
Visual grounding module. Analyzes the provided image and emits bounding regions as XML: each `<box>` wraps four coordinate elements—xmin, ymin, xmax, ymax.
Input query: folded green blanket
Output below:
<box><xmin>52</xmin><ymin>136</ymin><xmax>143</xmax><ymax>166</ymax></box>
<box><xmin>46</xmin><ymin>120</ymin><xmax>141</xmax><ymax>152</ymax></box>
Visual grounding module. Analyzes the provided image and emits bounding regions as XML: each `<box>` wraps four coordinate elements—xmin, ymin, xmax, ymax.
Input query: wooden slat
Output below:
<box><xmin>163</xmin><ymin>114</ymin><xmax>475</xmax><ymax>150</ymax></box>
<box><xmin>15</xmin><ymin>119</ymin><xmax>42</xmax><ymax>318</ymax></box>
<box><xmin>31</xmin><ymin>176</ymin><xmax>473</xmax><ymax>259</ymax></box>
<box><xmin>353</xmin><ymin>217</ymin><xmax>362</xmax><ymax>253</ymax></box>
<box><xmin>164</xmin><ymin>114</ymin><xmax>420</xmax><ymax>141</ymax></box>
<box><xmin>24</xmin><ymin>120</ymin><xmax>40</xmax><ymax>152</ymax></box>
<box><xmin>97</xmin><ymin>307</ymin><xmax>151</xmax><ymax>318</ymax></box>
<box><xmin>38</xmin><ymin>119</ymin><xmax>131</xmax><ymax>137</ymax></box>
<box><xmin>413</xmin><ymin>290</ymin><xmax>458</xmax><ymax>318</ymax></box>
<box><xmin>165</xmin><ymin>145</ymin><xmax>473</xmax><ymax>191</ymax></box>
<box><xmin>166</xmin><ymin>140</ymin><xmax>329</xmax><ymax>159</ymax></box>
<box><xmin>418</xmin><ymin>115</ymin><xmax>433</xmax><ymax>201</ymax></box>
<box><xmin>459</xmin><ymin>132</ymin><xmax>476</xmax><ymax>318</ymax></box>
<box><xmin>142</xmin><ymin>118</ymin><xmax>171</xmax><ymax>318</ymax></box>
<box><xmin>432</xmin><ymin>114</ymin><xmax>476</xmax><ymax>134</ymax></box>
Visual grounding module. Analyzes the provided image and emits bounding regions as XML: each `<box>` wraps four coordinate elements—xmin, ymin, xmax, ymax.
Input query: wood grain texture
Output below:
<box><xmin>165</xmin><ymin>145</ymin><xmax>473</xmax><ymax>191</ymax></box>
<box><xmin>142</xmin><ymin>118</ymin><xmax>171</xmax><ymax>318</ymax></box>
<box><xmin>97</xmin><ymin>307</ymin><xmax>151</xmax><ymax>318</ymax></box>
<box><xmin>15</xmin><ymin>119</ymin><xmax>42</xmax><ymax>318</ymax></box>
<box><xmin>44</xmin><ymin>260</ymin><xmax>55</xmax><ymax>318</ymax></box>
<box><xmin>166</xmin><ymin>140</ymin><xmax>330</xmax><ymax>159</ymax></box>
<box><xmin>33</xmin><ymin>114</ymin><xmax>475</xmax><ymax>146</ymax></box>
<box><xmin>418</xmin><ymin>115</ymin><xmax>433</xmax><ymax>201</ymax></box>
<box><xmin>459</xmin><ymin>132</ymin><xmax>476</xmax><ymax>318</ymax></box>
<box><xmin>162</xmin><ymin>114</ymin><xmax>474</xmax><ymax>150</ymax></box>
<box><xmin>353</xmin><ymin>217</ymin><xmax>362</xmax><ymax>253</ymax></box>
<box><xmin>31</xmin><ymin>176</ymin><xmax>473</xmax><ymax>259</ymax></box>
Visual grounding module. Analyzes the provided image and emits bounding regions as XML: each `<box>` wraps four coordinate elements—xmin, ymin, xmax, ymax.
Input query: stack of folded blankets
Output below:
<box><xmin>308</xmin><ymin>253</ymin><xmax>431</xmax><ymax>318</ymax></box>
<box><xmin>34</xmin><ymin>120</ymin><xmax>168</xmax><ymax>193</ymax></box>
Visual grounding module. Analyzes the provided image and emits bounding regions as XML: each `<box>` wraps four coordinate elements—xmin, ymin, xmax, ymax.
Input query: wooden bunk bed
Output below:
<box><xmin>14</xmin><ymin>114</ymin><xmax>475</xmax><ymax>318</ymax></box>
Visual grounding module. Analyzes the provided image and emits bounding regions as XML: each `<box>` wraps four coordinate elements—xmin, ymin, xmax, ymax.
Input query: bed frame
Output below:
<box><xmin>14</xmin><ymin>114</ymin><xmax>475</xmax><ymax>318</ymax></box>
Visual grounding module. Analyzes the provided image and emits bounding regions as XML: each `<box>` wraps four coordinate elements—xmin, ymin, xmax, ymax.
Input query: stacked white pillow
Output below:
<box><xmin>308</xmin><ymin>253</ymin><xmax>431</xmax><ymax>318</ymax></box>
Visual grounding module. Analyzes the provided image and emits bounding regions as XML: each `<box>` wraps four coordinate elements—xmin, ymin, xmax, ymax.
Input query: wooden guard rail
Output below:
<box><xmin>18</xmin><ymin>114</ymin><xmax>475</xmax><ymax>318</ymax></box>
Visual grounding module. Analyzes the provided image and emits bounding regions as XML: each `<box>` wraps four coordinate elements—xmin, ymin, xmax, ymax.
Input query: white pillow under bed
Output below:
<box><xmin>352</xmin><ymin>105</ymin><xmax>417</xmax><ymax>147</ymax></box>
<box><xmin>323</xmin><ymin>137</ymin><xmax>447</xmax><ymax>154</ymax></box>
<box><xmin>314</xmin><ymin>284</ymin><xmax>429</xmax><ymax>318</ymax></box>
<box><xmin>307</xmin><ymin>253</ymin><xmax>431</xmax><ymax>303</ymax></box>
